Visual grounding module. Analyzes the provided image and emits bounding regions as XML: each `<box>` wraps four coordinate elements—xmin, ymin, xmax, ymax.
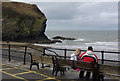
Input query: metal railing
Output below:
<box><xmin>1</xmin><ymin>43</ymin><xmax>120</xmax><ymax>65</ymax></box>
<box><xmin>1</xmin><ymin>43</ymin><xmax>60</xmax><ymax>64</ymax></box>
<box><xmin>44</xmin><ymin>47</ymin><xmax>120</xmax><ymax>64</ymax></box>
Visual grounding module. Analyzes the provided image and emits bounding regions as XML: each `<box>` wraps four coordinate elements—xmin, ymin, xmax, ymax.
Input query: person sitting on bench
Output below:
<box><xmin>70</xmin><ymin>48</ymin><xmax>81</xmax><ymax>61</ymax></box>
<box><xmin>79</xmin><ymin>46</ymin><xmax>98</xmax><ymax>79</ymax></box>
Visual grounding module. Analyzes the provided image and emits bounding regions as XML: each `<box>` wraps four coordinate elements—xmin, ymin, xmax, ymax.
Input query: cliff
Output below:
<box><xmin>2</xmin><ymin>2</ymin><xmax>51</xmax><ymax>43</ymax></box>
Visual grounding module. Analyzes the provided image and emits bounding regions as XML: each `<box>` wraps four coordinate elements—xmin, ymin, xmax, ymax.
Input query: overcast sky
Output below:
<box><xmin>10</xmin><ymin>0</ymin><xmax>118</xmax><ymax>30</ymax></box>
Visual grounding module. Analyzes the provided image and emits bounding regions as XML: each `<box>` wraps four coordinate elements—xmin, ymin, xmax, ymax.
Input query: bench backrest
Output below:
<box><xmin>74</xmin><ymin>60</ymin><xmax>95</xmax><ymax>71</ymax></box>
<box><xmin>32</xmin><ymin>55</ymin><xmax>42</xmax><ymax>62</ymax></box>
<box><xmin>56</xmin><ymin>58</ymin><xmax>74</xmax><ymax>67</ymax></box>
<box><xmin>32</xmin><ymin>55</ymin><xmax>52</xmax><ymax>64</ymax></box>
<box><xmin>42</xmin><ymin>56</ymin><xmax>52</xmax><ymax>64</ymax></box>
<box><xmin>55</xmin><ymin>56</ymin><xmax>97</xmax><ymax>71</ymax></box>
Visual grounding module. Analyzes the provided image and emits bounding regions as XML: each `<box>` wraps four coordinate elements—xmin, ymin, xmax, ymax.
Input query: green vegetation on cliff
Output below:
<box><xmin>2</xmin><ymin>2</ymin><xmax>51</xmax><ymax>43</ymax></box>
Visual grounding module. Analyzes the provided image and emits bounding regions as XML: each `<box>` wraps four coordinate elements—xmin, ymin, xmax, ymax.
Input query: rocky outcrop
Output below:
<box><xmin>52</xmin><ymin>36</ymin><xmax>76</xmax><ymax>40</ymax></box>
<box><xmin>51</xmin><ymin>39</ymin><xmax>62</xmax><ymax>43</ymax></box>
<box><xmin>2</xmin><ymin>2</ymin><xmax>51</xmax><ymax>43</ymax></box>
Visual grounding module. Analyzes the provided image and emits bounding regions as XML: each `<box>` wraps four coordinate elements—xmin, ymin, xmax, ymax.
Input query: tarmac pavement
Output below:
<box><xmin>1</xmin><ymin>58</ymin><xmax>86</xmax><ymax>81</ymax></box>
<box><xmin>1</xmin><ymin>58</ymin><xmax>119</xmax><ymax>81</ymax></box>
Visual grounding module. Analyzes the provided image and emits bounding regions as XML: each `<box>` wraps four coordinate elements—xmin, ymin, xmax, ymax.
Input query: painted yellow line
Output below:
<box><xmin>32</xmin><ymin>71</ymin><xmax>52</xmax><ymax>78</ymax></box>
<box><xmin>36</xmin><ymin>77</ymin><xmax>61</xmax><ymax>81</ymax></box>
<box><xmin>36</xmin><ymin>77</ymin><xmax>54</xmax><ymax>81</ymax></box>
<box><xmin>2</xmin><ymin>64</ymin><xmax>30</xmax><ymax>71</ymax></box>
<box><xmin>1</xmin><ymin>68</ymin><xmax>15</xmax><ymax>70</ymax></box>
<box><xmin>33</xmin><ymin>72</ymin><xmax>61</xmax><ymax>81</ymax></box>
<box><xmin>3</xmin><ymin>64</ymin><xmax>51</xmax><ymax>78</ymax></box>
<box><xmin>2</xmin><ymin>64</ymin><xmax>61</xmax><ymax>81</ymax></box>
<box><xmin>2</xmin><ymin>70</ymin><xmax>28</xmax><ymax>81</ymax></box>
<box><xmin>0</xmin><ymin>68</ymin><xmax>14</xmax><ymax>71</ymax></box>
<box><xmin>13</xmin><ymin>71</ymin><xmax>33</xmax><ymax>76</ymax></box>
<box><xmin>2</xmin><ymin>64</ymin><xmax>6</xmax><ymax>65</ymax></box>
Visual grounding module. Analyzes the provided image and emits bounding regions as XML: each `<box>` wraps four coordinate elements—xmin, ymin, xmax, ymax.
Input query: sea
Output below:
<box><xmin>35</xmin><ymin>30</ymin><xmax>119</xmax><ymax>61</ymax></box>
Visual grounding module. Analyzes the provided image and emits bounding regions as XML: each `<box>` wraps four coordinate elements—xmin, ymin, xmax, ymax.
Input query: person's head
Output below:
<box><xmin>74</xmin><ymin>49</ymin><xmax>81</xmax><ymax>55</ymax></box>
<box><xmin>88</xmin><ymin>46</ymin><xmax>93</xmax><ymax>51</ymax></box>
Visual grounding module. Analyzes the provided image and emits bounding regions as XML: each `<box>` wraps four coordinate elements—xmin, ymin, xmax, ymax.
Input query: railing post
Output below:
<box><xmin>101</xmin><ymin>50</ymin><xmax>105</xmax><ymax>81</ymax></box>
<box><xmin>101</xmin><ymin>51</ymin><xmax>104</xmax><ymax>64</ymax></box>
<box><xmin>64</xmin><ymin>49</ymin><xmax>67</xmax><ymax>59</ymax></box>
<box><xmin>43</xmin><ymin>48</ymin><xmax>46</xmax><ymax>56</ymax></box>
<box><xmin>8</xmin><ymin>44</ymin><xmax>11</xmax><ymax>62</ymax></box>
<box><xmin>29</xmin><ymin>53</ymin><xmax>33</xmax><ymax>63</ymax></box>
<box><xmin>41</xmin><ymin>48</ymin><xmax>46</xmax><ymax>68</ymax></box>
<box><xmin>24</xmin><ymin>46</ymin><xmax>27</xmax><ymax>65</ymax></box>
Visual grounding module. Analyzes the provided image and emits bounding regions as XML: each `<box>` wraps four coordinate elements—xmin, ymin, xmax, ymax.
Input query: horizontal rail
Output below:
<box><xmin>47</xmin><ymin>47</ymin><xmax>120</xmax><ymax>54</ymax></box>
<box><xmin>1</xmin><ymin>43</ymin><xmax>26</xmax><ymax>47</ymax></box>
<box><xmin>1</xmin><ymin>48</ymin><xmax>31</xmax><ymax>54</ymax></box>
<box><xmin>102</xmin><ymin>59</ymin><xmax>120</xmax><ymax>63</ymax></box>
<box><xmin>1</xmin><ymin>43</ymin><xmax>120</xmax><ymax>65</ymax></box>
<box><xmin>1</xmin><ymin>43</ymin><xmax>120</xmax><ymax>54</ymax></box>
<box><xmin>45</xmin><ymin>48</ymin><xmax>60</xmax><ymax>57</ymax></box>
<box><xmin>1</xmin><ymin>43</ymin><xmax>43</xmax><ymax>53</ymax></box>
<box><xmin>28</xmin><ymin>46</ymin><xmax>43</xmax><ymax>52</ymax></box>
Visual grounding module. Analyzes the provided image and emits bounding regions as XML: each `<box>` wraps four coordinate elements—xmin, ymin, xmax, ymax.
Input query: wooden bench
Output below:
<box><xmin>52</xmin><ymin>56</ymin><xmax>100</xmax><ymax>81</ymax></box>
<box><xmin>52</xmin><ymin>56</ymin><xmax>75</xmax><ymax>76</ymax></box>
<box><xmin>30</xmin><ymin>55</ymin><xmax>119</xmax><ymax>81</ymax></box>
<box><xmin>74</xmin><ymin>60</ymin><xmax>100</xmax><ymax>80</ymax></box>
<box><xmin>99</xmin><ymin>64</ymin><xmax>120</xmax><ymax>80</ymax></box>
<box><xmin>30</xmin><ymin>55</ymin><xmax>52</xmax><ymax>70</ymax></box>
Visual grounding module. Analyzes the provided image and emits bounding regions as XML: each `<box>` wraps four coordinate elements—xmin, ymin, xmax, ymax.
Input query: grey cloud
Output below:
<box><xmin>36</xmin><ymin>2</ymin><xmax>81</xmax><ymax>20</ymax></box>
<box><xmin>33</xmin><ymin>2</ymin><xmax>118</xmax><ymax>30</ymax></box>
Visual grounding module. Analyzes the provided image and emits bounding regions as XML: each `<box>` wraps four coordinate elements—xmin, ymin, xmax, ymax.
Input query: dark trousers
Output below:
<box><xmin>79</xmin><ymin>70</ymin><xmax>91</xmax><ymax>79</ymax></box>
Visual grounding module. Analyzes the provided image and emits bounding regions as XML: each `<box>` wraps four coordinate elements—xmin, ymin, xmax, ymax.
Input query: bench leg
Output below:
<box><xmin>62</xmin><ymin>69</ymin><xmax>64</xmax><ymax>75</ymax></box>
<box><xmin>41</xmin><ymin>63</ymin><xmax>45</xmax><ymax>68</ymax></box>
<box><xmin>55</xmin><ymin>67</ymin><xmax>61</xmax><ymax>76</ymax></box>
<box><xmin>52</xmin><ymin>68</ymin><xmax>55</xmax><ymax>75</ymax></box>
<box><xmin>30</xmin><ymin>64</ymin><xmax>32</xmax><ymax>70</ymax></box>
<box><xmin>52</xmin><ymin>66</ymin><xmax>56</xmax><ymax>75</ymax></box>
<box><xmin>61</xmin><ymin>67</ymin><xmax>65</xmax><ymax>75</ymax></box>
<box><xmin>92</xmin><ymin>71</ymin><xmax>101</xmax><ymax>81</ymax></box>
<box><xmin>55</xmin><ymin>69</ymin><xmax>59</xmax><ymax>76</ymax></box>
<box><xmin>101</xmin><ymin>75</ymin><xmax>104</xmax><ymax>81</ymax></box>
<box><xmin>79</xmin><ymin>70</ymin><xmax>84</xmax><ymax>78</ymax></box>
<box><xmin>30</xmin><ymin>62</ymin><xmax>39</xmax><ymax>70</ymax></box>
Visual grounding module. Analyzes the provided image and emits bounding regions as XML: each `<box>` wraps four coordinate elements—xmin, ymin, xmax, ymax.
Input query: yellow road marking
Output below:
<box><xmin>2</xmin><ymin>70</ymin><xmax>28</xmax><ymax>81</ymax></box>
<box><xmin>36</xmin><ymin>77</ymin><xmax>60</xmax><ymax>81</ymax></box>
<box><xmin>2</xmin><ymin>64</ymin><xmax>5</xmax><ymax>65</ymax></box>
<box><xmin>2</xmin><ymin>64</ymin><xmax>60</xmax><ymax>80</ymax></box>
<box><xmin>36</xmin><ymin>77</ymin><xmax>54</xmax><ymax>81</ymax></box>
<box><xmin>3</xmin><ymin>64</ymin><xmax>52</xmax><ymax>78</ymax></box>
<box><xmin>13</xmin><ymin>71</ymin><xmax>33</xmax><ymax>76</ymax></box>
<box><xmin>0</xmin><ymin>68</ymin><xmax>13</xmax><ymax>71</ymax></box>
<box><xmin>32</xmin><ymin>71</ymin><xmax>52</xmax><ymax>78</ymax></box>
<box><xmin>2</xmin><ymin>64</ymin><xmax>30</xmax><ymax>71</ymax></box>
<box><xmin>4</xmin><ymin>64</ymin><xmax>55</xmax><ymax>79</ymax></box>
<box><xmin>1</xmin><ymin>68</ymin><xmax>15</xmax><ymax>71</ymax></box>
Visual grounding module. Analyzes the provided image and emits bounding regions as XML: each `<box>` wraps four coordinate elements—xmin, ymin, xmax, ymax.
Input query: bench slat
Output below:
<box><xmin>57</xmin><ymin>58</ymin><xmax>74</xmax><ymax>67</ymax></box>
<box><xmin>32</xmin><ymin>55</ymin><xmax>42</xmax><ymax>62</ymax></box>
<box><xmin>74</xmin><ymin>61</ymin><xmax>94</xmax><ymax>70</ymax></box>
<box><xmin>42</xmin><ymin>56</ymin><xmax>52</xmax><ymax>64</ymax></box>
<box><xmin>99</xmin><ymin>64</ymin><xmax>120</xmax><ymax>78</ymax></box>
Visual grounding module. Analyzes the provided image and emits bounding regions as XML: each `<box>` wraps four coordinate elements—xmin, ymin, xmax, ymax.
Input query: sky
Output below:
<box><xmin>10</xmin><ymin>0</ymin><xmax>118</xmax><ymax>30</ymax></box>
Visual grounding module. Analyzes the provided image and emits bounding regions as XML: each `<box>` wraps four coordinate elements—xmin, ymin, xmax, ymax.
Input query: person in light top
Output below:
<box><xmin>70</xmin><ymin>48</ymin><xmax>81</xmax><ymax>61</ymax></box>
<box><xmin>79</xmin><ymin>46</ymin><xmax>98</xmax><ymax>79</ymax></box>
